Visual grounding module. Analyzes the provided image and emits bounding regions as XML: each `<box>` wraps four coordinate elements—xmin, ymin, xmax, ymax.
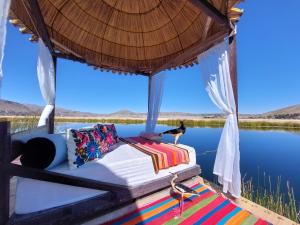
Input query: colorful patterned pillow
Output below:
<box><xmin>67</xmin><ymin>128</ymin><xmax>103</xmax><ymax>168</ymax></box>
<box><xmin>94</xmin><ymin>124</ymin><xmax>119</xmax><ymax>153</ymax></box>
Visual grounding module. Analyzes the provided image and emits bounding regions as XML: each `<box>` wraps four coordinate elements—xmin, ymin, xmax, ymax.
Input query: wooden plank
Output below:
<box><xmin>10</xmin><ymin>192</ymin><xmax>117</xmax><ymax>225</ymax></box>
<box><xmin>190</xmin><ymin>0</ymin><xmax>230</xmax><ymax>29</ymax></box>
<box><xmin>0</xmin><ymin>121</ymin><xmax>11</xmax><ymax>225</ymax></box>
<box><xmin>128</xmin><ymin>165</ymin><xmax>201</xmax><ymax>199</ymax></box>
<box><xmin>151</xmin><ymin>30</ymin><xmax>227</xmax><ymax>75</ymax></box>
<box><xmin>21</xmin><ymin>0</ymin><xmax>54</xmax><ymax>54</ymax></box>
<box><xmin>229</xmin><ymin>35</ymin><xmax>238</xmax><ymax>115</ymax></box>
<box><xmin>4</xmin><ymin>163</ymin><xmax>129</xmax><ymax>192</ymax></box>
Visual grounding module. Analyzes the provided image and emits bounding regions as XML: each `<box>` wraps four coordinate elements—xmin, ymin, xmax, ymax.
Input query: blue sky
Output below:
<box><xmin>2</xmin><ymin>0</ymin><xmax>300</xmax><ymax>114</ymax></box>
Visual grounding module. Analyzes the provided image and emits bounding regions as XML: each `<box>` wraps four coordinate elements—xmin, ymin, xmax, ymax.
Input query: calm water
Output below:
<box><xmin>57</xmin><ymin>123</ymin><xmax>300</xmax><ymax>204</ymax></box>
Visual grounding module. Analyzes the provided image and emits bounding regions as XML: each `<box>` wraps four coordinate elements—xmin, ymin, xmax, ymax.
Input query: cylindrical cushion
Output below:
<box><xmin>45</xmin><ymin>134</ymin><xmax>67</xmax><ymax>169</ymax></box>
<box><xmin>20</xmin><ymin>137</ymin><xmax>55</xmax><ymax>169</ymax></box>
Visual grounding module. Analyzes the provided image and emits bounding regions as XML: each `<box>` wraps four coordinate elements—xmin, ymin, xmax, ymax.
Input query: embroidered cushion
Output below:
<box><xmin>94</xmin><ymin>124</ymin><xmax>119</xmax><ymax>153</ymax></box>
<box><xmin>67</xmin><ymin>128</ymin><xmax>103</xmax><ymax>168</ymax></box>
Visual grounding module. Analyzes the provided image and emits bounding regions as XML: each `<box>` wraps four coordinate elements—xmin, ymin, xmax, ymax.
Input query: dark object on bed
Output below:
<box><xmin>20</xmin><ymin>137</ymin><xmax>55</xmax><ymax>169</ymax></box>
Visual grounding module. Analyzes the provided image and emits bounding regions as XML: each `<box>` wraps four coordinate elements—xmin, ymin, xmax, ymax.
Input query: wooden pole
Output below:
<box><xmin>0</xmin><ymin>121</ymin><xmax>11</xmax><ymax>225</ymax></box>
<box><xmin>229</xmin><ymin>35</ymin><xmax>238</xmax><ymax>117</ymax></box>
<box><xmin>191</xmin><ymin>0</ymin><xmax>231</xmax><ymax>30</ymax></box>
<box><xmin>146</xmin><ymin>76</ymin><xmax>152</xmax><ymax>131</ymax></box>
<box><xmin>47</xmin><ymin>56</ymin><xmax>57</xmax><ymax>134</ymax></box>
<box><xmin>22</xmin><ymin>0</ymin><xmax>54</xmax><ymax>54</ymax></box>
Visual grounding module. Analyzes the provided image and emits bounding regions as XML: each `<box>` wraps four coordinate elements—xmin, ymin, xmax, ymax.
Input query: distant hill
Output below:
<box><xmin>262</xmin><ymin>105</ymin><xmax>300</xmax><ymax>119</ymax></box>
<box><xmin>0</xmin><ymin>99</ymin><xmax>299</xmax><ymax>119</ymax></box>
<box><xmin>0</xmin><ymin>99</ymin><xmax>223</xmax><ymax>119</ymax></box>
<box><xmin>0</xmin><ymin>99</ymin><xmax>104</xmax><ymax>117</ymax></box>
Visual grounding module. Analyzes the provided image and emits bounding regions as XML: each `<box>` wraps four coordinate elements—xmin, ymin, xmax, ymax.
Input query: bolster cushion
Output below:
<box><xmin>20</xmin><ymin>134</ymin><xmax>67</xmax><ymax>169</ymax></box>
<box><xmin>20</xmin><ymin>137</ymin><xmax>55</xmax><ymax>169</ymax></box>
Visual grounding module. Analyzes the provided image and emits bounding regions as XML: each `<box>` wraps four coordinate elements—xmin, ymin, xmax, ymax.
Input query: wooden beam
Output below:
<box><xmin>201</xmin><ymin>17</ymin><xmax>212</xmax><ymax>41</ymax></box>
<box><xmin>51</xmin><ymin>38</ymin><xmax>83</xmax><ymax>58</ymax></box>
<box><xmin>151</xmin><ymin>30</ymin><xmax>227</xmax><ymax>75</ymax></box>
<box><xmin>0</xmin><ymin>121</ymin><xmax>11</xmax><ymax>225</ymax></box>
<box><xmin>47</xmin><ymin>56</ymin><xmax>56</xmax><ymax>134</ymax></box>
<box><xmin>22</xmin><ymin>0</ymin><xmax>54</xmax><ymax>54</ymax></box>
<box><xmin>190</xmin><ymin>0</ymin><xmax>230</xmax><ymax>30</ymax></box>
<box><xmin>4</xmin><ymin>163</ymin><xmax>129</xmax><ymax>192</ymax></box>
<box><xmin>229</xmin><ymin>35</ymin><xmax>238</xmax><ymax>116</ymax></box>
<box><xmin>55</xmin><ymin>52</ymin><xmax>149</xmax><ymax>76</ymax></box>
<box><xmin>55</xmin><ymin>52</ymin><xmax>85</xmax><ymax>64</ymax></box>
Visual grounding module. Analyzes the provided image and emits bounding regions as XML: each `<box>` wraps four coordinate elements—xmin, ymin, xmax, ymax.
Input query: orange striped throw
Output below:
<box><xmin>121</xmin><ymin>137</ymin><xmax>190</xmax><ymax>173</ymax></box>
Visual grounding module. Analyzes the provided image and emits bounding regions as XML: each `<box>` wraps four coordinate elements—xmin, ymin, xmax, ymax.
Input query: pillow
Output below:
<box><xmin>19</xmin><ymin>134</ymin><xmax>67</xmax><ymax>169</ymax></box>
<box><xmin>20</xmin><ymin>137</ymin><xmax>56</xmax><ymax>169</ymax></box>
<box><xmin>94</xmin><ymin>124</ymin><xmax>119</xmax><ymax>153</ymax></box>
<box><xmin>67</xmin><ymin>128</ymin><xmax>103</xmax><ymax>168</ymax></box>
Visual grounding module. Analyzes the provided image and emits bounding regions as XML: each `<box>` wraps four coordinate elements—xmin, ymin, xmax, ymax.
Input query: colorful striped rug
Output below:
<box><xmin>121</xmin><ymin>137</ymin><xmax>189</xmax><ymax>173</ymax></box>
<box><xmin>103</xmin><ymin>183</ymin><xmax>271</xmax><ymax>225</ymax></box>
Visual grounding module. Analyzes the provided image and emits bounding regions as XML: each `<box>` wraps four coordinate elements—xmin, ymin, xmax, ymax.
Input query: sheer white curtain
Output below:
<box><xmin>0</xmin><ymin>0</ymin><xmax>11</xmax><ymax>97</ymax></box>
<box><xmin>197</xmin><ymin>40</ymin><xmax>241</xmax><ymax>198</ymax></box>
<box><xmin>145</xmin><ymin>72</ymin><xmax>165</xmax><ymax>133</ymax></box>
<box><xmin>37</xmin><ymin>39</ymin><xmax>56</xmax><ymax>126</ymax></box>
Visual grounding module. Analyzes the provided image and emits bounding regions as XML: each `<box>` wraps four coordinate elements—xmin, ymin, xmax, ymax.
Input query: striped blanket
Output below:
<box><xmin>121</xmin><ymin>137</ymin><xmax>190</xmax><ymax>173</ymax></box>
<box><xmin>103</xmin><ymin>183</ymin><xmax>271</xmax><ymax>225</ymax></box>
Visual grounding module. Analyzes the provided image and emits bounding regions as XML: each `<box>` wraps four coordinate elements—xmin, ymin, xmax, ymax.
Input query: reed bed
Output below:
<box><xmin>1</xmin><ymin>116</ymin><xmax>39</xmax><ymax>133</ymax></box>
<box><xmin>2</xmin><ymin>117</ymin><xmax>300</xmax><ymax>132</ymax></box>
<box><xmin>241</xmin><ymin>173</ymin><xmax>300</xmax><ymax>223</ymax></box>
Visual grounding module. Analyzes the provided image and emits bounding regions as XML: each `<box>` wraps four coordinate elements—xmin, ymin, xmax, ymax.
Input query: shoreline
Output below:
<box><xmin>2</xmin><ymin>116</ymin><xmax>300</xmax><ymax>131</ymax></box>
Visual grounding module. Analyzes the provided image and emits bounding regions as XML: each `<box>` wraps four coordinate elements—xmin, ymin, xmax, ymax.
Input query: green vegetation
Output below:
<box><xmin>55</xmin><ymin>117</ymin><xmax>145</xmax><ymax>124</ymax></box>
<box><xmin>241</xmin><ymin>173</ymin><xmax>299</xmax><ymax>223</ymax></box>
<box><xmin>0</xmin><ymin>116</ymin><xmax>38</xmax><ymax>133</ymax></box>
<box><xmin>2</xmin><ymin>117</ymin><xmax>300</xmax><ymax>133</ymax></box>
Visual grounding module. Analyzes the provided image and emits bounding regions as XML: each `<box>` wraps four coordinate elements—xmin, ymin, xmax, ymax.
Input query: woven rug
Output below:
<box><xmin>103</xmin><ymin>183</ymin><xmax>271</xmax><ymax>225</ymax></box>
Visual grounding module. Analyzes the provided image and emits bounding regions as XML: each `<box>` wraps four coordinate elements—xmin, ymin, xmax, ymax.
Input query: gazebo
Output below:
<box><xmin>0</xmin><ymin>0</ymin><xmax>243</xmax><ymax>224</ymax></box>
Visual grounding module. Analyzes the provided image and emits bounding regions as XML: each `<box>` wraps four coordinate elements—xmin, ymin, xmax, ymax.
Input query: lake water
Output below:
<box><xmin>57</xmin><ymin>123</ymin><xmax>300</xmax><ymax>204</ymax></box>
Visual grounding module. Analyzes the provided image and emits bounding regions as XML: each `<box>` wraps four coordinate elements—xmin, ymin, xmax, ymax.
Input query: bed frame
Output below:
<box><xmin>0</xmin><ymin>121</ymin><xmax>201</xmax><ymax>225</ymax></box>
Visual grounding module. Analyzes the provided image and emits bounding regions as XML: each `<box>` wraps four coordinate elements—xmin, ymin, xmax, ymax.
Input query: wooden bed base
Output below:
<box><xmin>0</xmin><ymin>121</ymin><xmax>201</xmax><ymax>225</ymax></box>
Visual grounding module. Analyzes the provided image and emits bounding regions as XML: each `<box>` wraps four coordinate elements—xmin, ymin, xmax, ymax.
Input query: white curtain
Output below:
<box><xmin>37</xmin><ymin>39</ymin><xmax>56</xmax><ymax>126</ymax></box>
<box><xmin>0</xmin><ymin>0</ymin><xmax>11</xmax><ymax>97</ymax></box>
<box><xmin>145</xmin><ymin>72</ymin><xmax>165</xmax><ymax>133</ymax></box>
<box><xmin>197</xmin><ymin>40</ymin><xmax>241</xmax><ymax>198</ymax></box>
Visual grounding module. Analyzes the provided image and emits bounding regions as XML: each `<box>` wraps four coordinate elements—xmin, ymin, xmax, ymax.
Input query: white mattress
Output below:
<box><xmin>15</xmin><ymin>143</ymin><xmax>196</xmax><ymax>214</ymax></box>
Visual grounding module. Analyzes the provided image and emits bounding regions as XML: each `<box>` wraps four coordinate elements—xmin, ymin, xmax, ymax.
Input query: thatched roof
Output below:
<box><xmin>9</xmin><ymin>0</ymin><xmax>243</xmax><ymax>75</ymax></box>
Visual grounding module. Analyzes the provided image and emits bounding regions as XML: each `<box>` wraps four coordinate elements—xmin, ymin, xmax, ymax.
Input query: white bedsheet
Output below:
<box><xmin>15</xmin><ymin>143</ymin><xmax>196</xmax><ymax>214</ymax></box>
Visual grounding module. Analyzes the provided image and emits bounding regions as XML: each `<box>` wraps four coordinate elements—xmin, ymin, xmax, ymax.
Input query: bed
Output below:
<box><xmin>15</xmin><ymin>141</ymin><xmax>197</xmax><ymax>214</ymax></box>
<box><xmin>0</xmin><ymin>123</ymin><xmax>200</xmax><ymax>225</ymax></box>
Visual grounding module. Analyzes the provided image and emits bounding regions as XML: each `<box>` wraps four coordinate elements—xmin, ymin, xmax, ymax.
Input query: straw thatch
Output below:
<box><xmin>9</xmin><ymin>0</ymin><xmax>242</xmax><ymax>75</ymax></box>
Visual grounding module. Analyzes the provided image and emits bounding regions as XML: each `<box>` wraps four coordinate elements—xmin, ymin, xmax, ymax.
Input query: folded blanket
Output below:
<box><xmin>121</xmin><ymin>136</ymin><xmax>190</xmax><ymax>173</ymax></box>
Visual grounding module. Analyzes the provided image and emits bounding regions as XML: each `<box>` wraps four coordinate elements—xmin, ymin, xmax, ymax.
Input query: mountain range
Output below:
<box><xmin>0</xmin><ymin>99</ymin><xmax>299</xmax><ymax>119</ymax></box>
